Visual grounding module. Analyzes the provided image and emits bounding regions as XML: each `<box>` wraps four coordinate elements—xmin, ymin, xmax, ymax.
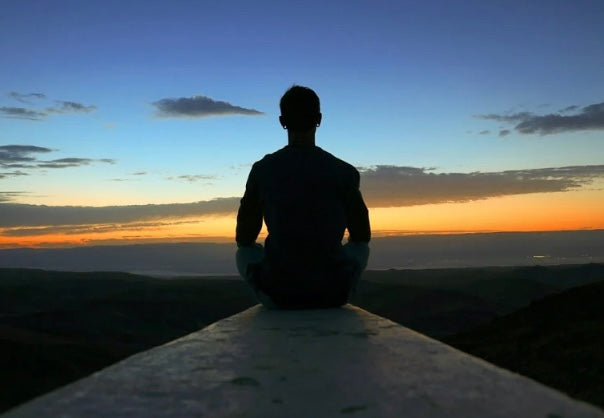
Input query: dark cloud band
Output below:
<box><xmin>0</xmin><ymin>197</ymin><xmax>240</xmax><ymax>227</ymax></box>
<box><xmin>2</xmin><ymin>164</ymin><xmax>603</xmax><ymax>230</ymax></box>
<box><xmin>359</xmin><ymin>164</ymin><xmax>604</xmax><ymax>207</ymax></box>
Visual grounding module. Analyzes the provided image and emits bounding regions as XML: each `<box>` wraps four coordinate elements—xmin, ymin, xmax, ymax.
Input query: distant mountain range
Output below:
<box><xmin>1</xmin><ymin>229</ymin><xmax>603</xmax><ymax>275</ymax></box>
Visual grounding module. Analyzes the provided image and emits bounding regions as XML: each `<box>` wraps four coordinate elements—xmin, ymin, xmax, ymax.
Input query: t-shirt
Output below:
<box><xmin>236</xmin><ymin>144</ymin><xmax>370</xmax><ymax>307</ymax></box>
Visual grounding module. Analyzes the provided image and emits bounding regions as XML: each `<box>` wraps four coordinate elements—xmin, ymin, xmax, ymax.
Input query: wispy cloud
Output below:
<box><xmin>0</xmin><ymin>106</ymin><xmax>47</xmax><ymax>120</ymax></box>
<box><xmin>0</xmin><ymin>191</ymin><xmax>28</xmax><ymax>203</ymax></box>
<box><xmin>0</xmin><ymin>197</ymin><xmax>240</xmax><ymax>227</ymax></box>
<box><xmin>8</xmin><ymin>92</ymin><xmax>46</xmax><ymax>103</ymax></box>
<box><xmin>0</xmin><ymin>171</ymin><xmax>28</xmax><ymax>179</ymax></box>
<box><xmin>477</xmin><ymin>112</ymin><xmax>533</xmax><ymax>123</ymax></box>
<box><xmin>2</xmin><ymin>164</ymin><xmax>603</xmax><ymax>231</ymax></box>
<box><xmin>559</xmin><ymin>105</ymin><xmax>579</xmax><ymax>113</ymax></box>
<box><xmin>0</xmin><ymin>219</ymin><xmax>201</xmax><ymax>237</ymax></box>
<box><xmin>37</xmin><ymin>157</ymin><xmax>115</xmax><ymax>169</ymax></box>
<box><xmin>0</xmin><ymin>145</ymin><xmax>53</xmax><ymax>163</ymax></box>
<box><xmin>167</xmin><ymin>174</ymin><xmax>216</xmax><ymax>182</ymax></box>
<box><xmin>477</xmin><ymin>101</ymin><xmax>604</xmax><ymax>135</ymax></box>
<box><xmin>0</xmin><ymin>144</ymin><xmax>114</xmax><ymax>174</ymax></box>
<box><xmin>153</xmin><ymin>95</ymin><xmax>264</xmax><ymax>118</ymax></box>
<box><xmin>1</xmin><ymin>91</ymin><xmax>97</xmax><ymax>120</ymax></box>
<box><xmin>47</xmin><ymin>101</ymin><xmax>97</xmax><ymax>114</ymax></box>
<box><xmin>359</xmin><ymin>165</ymin><xmax>604</xmax><ymax>207</ymax></box>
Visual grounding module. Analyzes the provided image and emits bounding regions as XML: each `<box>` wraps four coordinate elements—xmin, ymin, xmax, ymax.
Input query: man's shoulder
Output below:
<box><xmin>252</xmin><ymin>146</ymin><xmax>359</xmax><ymax>177</ymax></box>
<box><xmin>253</xmin><ymin>146</ymin><xmax>287</xmax><ymax>166</ymax></box>
<box><xmin>317</xmin><ymin>147</ymin><xmax>358</xmax><ymax>173</ymax></box>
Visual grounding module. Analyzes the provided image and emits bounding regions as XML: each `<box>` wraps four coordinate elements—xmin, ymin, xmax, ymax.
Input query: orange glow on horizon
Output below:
<box><xmin>1</xmin><ymin>190</ymin><xmax>603</xmax><ymax>248</ymax></box>
<box><xmin>369</xmin><ymin>189</ymin><xmax>604</xmax><ymax>234</ymax></box>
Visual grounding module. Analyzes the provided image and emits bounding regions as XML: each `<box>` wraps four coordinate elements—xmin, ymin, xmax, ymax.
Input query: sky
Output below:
<box><xmin>1</xmin><ymin>0</ymin><xmax>603</xmax><ymax>248</ymax></box>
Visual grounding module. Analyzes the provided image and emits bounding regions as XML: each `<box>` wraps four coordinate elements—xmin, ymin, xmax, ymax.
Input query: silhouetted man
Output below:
<box><xmin>236</xmin><ymin>85</ymin><xmax>370</xmax><ymax>309</ymax></box>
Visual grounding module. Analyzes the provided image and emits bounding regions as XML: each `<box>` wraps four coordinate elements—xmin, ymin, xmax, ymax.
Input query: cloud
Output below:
<box><xmin>477</xmin><ymin>101</ymin><xmax>604</xmax><ymax>135</ymax></box>
<box><xmin>2</xmin><ymin>92</ymin><xmax>97</xmax><ymax>120</ymax></box>
<box><xmin>0</xmin><ymin>164</ymin><xmax>31</xmax><ymax>169</ymax></box>
<box><xmin>37</xmin><ymin>158</ymin><xmax>115</xmax><ymax>169</ymax></box>
<box><xmin>46</xmin><ymin>101</ymin><xmax>97</xmax><ymax>114</ymax></box>
<box><xmin>153</xmin><ymin>95</ymin><xmax>264</xmax><ymax>118</ymax></box>
<box><xmin>477</xmin><ymin>112</ymin><xmax>532</xmax><ymax>123</ymax></box>
<box><xmin>132</xmin><ymin>171</ymin><xmax>147</xmax><ymax>176</ymax></box>
<box><xmin>0</xmin><ymin>106</ymin><xmax>47</xmax><ymax>120</ymax></box>
<box><xmin>0</xmin><ymin>145</ymin><xmax>53</xmax><ymax>163</ymax></box>
<box><xmin>498</xmin><ymin>129</ymin><xmax>510</xmax><ymax>137</ymax></box>
<box><xmin>8</xmin><ymin>92</ymin><xmax>46</xmax><ymax>103</ymax></box>
<box><xmin>478</xmin><ymin>130</ymin><xmax>490</xmax><ymax>135</ymax></box>
<box><xmin>168</xmin><ymin>174</ymin><xmax>216</xmax><ymax>182</ymax></box>
<box><xmin>0</xmin><ymin>191</ymin><xmax>27</xmax><ymax>203</ymax></box>
<box><xmin>0</xmin><ymin>219</ymin><xmax>200</xmax><ymax>237</ymax></box>
<box><xmin>0</xmin><ymin>197</ymin><xmax>240</xmax><ymax>227</ymax></box>
<box><xmin>0</xmin><ymin>144</ymin><xmax>114</xmax><ymax>172</ymax></box>
<box><xmin>0</xmin><ymin>171</ymin><xmax>28</xmax><ymax>179</ymax></box>
<box><xmin>358</xmin><ymin>165</ymin><xmax>604</xmax><ymax>207</ymax></box>
<box><xmin>3</xmin><ymin>164</ymin><xmax>604</xmax><ymax>232</ymax></box>
<box><xmin>559</xmin><ymin>105</ymin><xmax>578</xmax><ymax>113</ymax></box>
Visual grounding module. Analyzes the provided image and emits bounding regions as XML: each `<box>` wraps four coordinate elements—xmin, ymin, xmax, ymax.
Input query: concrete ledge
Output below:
<box><xmin>4</xmin><ymin>305</ymin><xmax>604</xmax><ymax>417</ymax></box>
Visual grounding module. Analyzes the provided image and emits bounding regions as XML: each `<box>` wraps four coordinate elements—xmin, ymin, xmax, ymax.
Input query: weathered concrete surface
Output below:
<box><xmin>4</xmin><ymin>305</ymin><xmax>604</xmax><ymax>418</ymax></box>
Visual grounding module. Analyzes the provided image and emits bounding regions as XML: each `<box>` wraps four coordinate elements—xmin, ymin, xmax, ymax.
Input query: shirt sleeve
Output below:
<box><xmin>346</xmin><ymin>169</ymin><xmax>371</xmax><ymax>242</ymax></box>
<box><xmin>236</xmin><ymin>164</ymin><xmax>264</xmax><ymax>246</ymax></box>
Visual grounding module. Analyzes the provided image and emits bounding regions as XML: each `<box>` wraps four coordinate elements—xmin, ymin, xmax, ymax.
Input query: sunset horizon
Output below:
<box><xmin>2</xmin><ymin>1</ymin><xmax>603</xmax><ymax>251</ymax></box>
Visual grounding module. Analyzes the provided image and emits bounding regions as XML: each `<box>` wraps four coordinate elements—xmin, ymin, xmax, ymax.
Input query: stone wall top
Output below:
<box><xmin>4</xmin><ymin>305</ymin><xmax>604</xmax><ymax>417</ymax></box>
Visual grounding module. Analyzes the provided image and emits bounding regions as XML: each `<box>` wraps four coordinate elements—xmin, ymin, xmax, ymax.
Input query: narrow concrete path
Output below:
<box><xmin>4</xmin><ymin>305</ymin><xmax>604</xmax><ymax>417</ymax></box>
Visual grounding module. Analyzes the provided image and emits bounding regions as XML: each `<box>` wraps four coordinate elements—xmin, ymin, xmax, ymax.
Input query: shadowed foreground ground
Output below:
<box><xmin>6</xmin><ymin>305</ymin><xmax>604</xmax><ymax>418</ymax></box>
<box><xmin>1</xmin><ymin>264</ymin><xmax>603</xmax><ymax>412</ymax></box>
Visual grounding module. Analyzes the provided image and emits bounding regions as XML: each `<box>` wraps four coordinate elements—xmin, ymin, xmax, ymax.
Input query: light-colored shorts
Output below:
<box><xmin>236</xmin><ymin>241</ymin><xmax>370</xmax><ymax>308</ymax></box>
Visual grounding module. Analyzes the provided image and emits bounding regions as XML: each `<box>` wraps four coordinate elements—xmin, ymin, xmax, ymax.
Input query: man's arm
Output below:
<box><xmin>346</xmin><ymin>169</ymin><xmax>371</xmax><ymax>242</ymax></box>
<box><xmin>236</xmin><ymin>164</ymin><xmax>263</xmax><ymax>246</ymax></box>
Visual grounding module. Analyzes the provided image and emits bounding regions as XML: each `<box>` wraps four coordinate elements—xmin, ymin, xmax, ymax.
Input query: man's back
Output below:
<box><xmin>237</xmin><ymin>144</ymin><xmax>368</xmax><ymax>271</ymax></box>
<box><xmin>235</xmin><ymin>85</ymin><xmax>370</xmax><ymax>309</ymax></box>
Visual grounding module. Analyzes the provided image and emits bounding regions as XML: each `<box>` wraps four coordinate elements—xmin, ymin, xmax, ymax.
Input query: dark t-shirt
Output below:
<box><xmin>236</xmin><ymin>144</ymin><xmax>370</xmax><ymax>306</ymax></box>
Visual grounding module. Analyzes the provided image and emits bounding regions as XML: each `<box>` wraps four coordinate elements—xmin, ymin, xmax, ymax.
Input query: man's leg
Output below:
<box><xmin>342</xmin><ymin>241</ymin><xmax>370</xmax><ymax>299</ymax></box>
<box><xmin>235</xmin><ymin>244</ymin><xmax>278</xmax><ymax>309</ymax></box>
<box><xmin>236</xmin><ymin>243</ymin><xmax>264</xmax><ymax>278</ymax></box>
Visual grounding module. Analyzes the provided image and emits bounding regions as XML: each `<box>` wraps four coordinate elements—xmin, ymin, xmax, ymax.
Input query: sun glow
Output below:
<box><xmin>370</xmin><ymin>190</ymin><xmax>604</xmax><ymax>234</ymax></box>
<box><xmin>2</xmin><ymin>189</ymin><xmax>603</xmax><ymax>248</ymax></box>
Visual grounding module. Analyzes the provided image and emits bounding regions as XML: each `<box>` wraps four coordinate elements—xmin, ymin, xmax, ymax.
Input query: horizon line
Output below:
<box><xmin>1</xmin><ymin>228</ymin><xmax>603</xmax><ymax>250</ymax></box>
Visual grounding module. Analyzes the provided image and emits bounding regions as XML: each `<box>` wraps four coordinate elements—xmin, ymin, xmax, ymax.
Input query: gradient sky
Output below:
<box><xmin>1</xmin><ymin>0</ymin><xmax>603</xmax><ymax>247</ymax></box>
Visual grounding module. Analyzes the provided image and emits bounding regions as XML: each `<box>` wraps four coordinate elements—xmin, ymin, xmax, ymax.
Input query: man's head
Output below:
<box><xmin>279</xmin><ymin>85</ymin><xmax>322</xmax><ymax>133</ymax></box>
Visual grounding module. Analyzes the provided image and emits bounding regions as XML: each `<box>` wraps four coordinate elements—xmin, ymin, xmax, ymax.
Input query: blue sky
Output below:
<box><xmin>1</xmin><ymin>0</ymin><xmax>603</xmax><ymax>246</ymax></box>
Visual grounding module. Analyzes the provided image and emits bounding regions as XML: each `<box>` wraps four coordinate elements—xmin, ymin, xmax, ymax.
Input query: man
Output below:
<box><xmin>236</xmin><ymin>85</ymin><xmax>370</xmax><ymax>309</ymax></box>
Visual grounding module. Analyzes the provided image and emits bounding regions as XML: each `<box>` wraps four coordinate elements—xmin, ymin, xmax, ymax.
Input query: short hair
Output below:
<box><xmin>279</xmin><ymin>85</ymin><xmax>320</xmax><ymax>132</ymax></box>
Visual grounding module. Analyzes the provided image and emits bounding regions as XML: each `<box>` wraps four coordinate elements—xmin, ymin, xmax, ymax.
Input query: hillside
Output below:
<box><xmin>1</xmin><ymin>264</ymin><xmax>603</xmax><ymax>412</ymax></box>
<box><xmin>444</xmin><ymin>279</ymin><xmax>604</xmax><ymax>408</ymax></box>
<box><xmin>356</xmin><ymin>263</ymin><xmax>604</xmax><ymax>337</ymax></box>
<box><xmin>0</xmin><ymin>269</ymin><xmax>257</xmax><ymax>412</ymax></box>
